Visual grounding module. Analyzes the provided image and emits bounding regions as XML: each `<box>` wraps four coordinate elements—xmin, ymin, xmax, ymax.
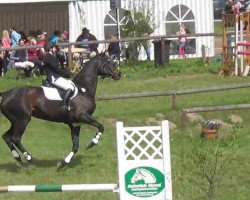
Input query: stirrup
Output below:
<box><xmin>60</xmin><ymin>105</ymin><xmax>72</xmax><ymax>111</ymax></box>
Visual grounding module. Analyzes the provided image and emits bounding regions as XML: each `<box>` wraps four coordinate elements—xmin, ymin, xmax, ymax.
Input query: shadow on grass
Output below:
<box><xmin>0</xmin><ymin>155</ymin><xmax>83</xmax><ymax>172</ymax></box>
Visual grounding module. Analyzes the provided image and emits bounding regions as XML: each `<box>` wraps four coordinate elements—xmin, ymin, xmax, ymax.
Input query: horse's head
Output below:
<box><xmin>97</xmin><ymin>53</ymin><xmax>121</xmax><ymax>80</ymax></box>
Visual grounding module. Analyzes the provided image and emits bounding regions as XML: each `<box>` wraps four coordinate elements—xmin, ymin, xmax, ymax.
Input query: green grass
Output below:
<box><xmin>0</xmin><ymin>59</ymin><xmax>249</xmax><ymax>200</ymax></box>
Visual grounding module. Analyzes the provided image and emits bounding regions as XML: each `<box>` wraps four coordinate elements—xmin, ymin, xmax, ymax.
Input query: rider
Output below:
<box><xmin>43</xmin><ymin>41</ymin><xmax>74</xmax><ymax>111</ymax></box>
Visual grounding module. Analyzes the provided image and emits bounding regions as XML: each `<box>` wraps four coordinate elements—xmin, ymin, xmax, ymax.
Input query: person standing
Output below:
<box><xmin>49</xmin><ymin>30</ymin><xmax>61</xmax><ymax>44</ymax></box>
<box><xmin>1</xmin><ymin>30</ymin><xmax>11</xmax><ymax>74</ymax></box>
<box><xmin>9</xmin><ymin>27</ymin><xmax>21</xmax><ymax>47</ymax></box>
<box><xmin>108</xmin><ymin>33</ymin><xmax>121</xmax><ymax>62</ymax></box>
<box><xmin>42</xmin><ymin>42</ymin><xmax>73</xmax><ymax>111</ymax></box>
<box><xmin>224</xmin><ymin>0</ymin><xmax>234</xmax><ymax>14</ymax></box>
<box><xmin>176</xmin><ymin>24</ymin><xmax>187</xmax><ymax>59</ymax></box>
<box><xmin>8</xmin><ymin>27</ymin><xmax>21</xmax><ymax>68</ymax></box>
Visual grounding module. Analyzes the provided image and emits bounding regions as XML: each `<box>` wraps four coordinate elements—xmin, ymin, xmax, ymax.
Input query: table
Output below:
<box><xmin>61</xmin><ymin>48</ymin><xmax>88</xmax><ymax>54</ymax></box>
<box><xmin>61</xmin><ymin>48</ymin><xmax>90</xmax><ymax>74</ymax></box>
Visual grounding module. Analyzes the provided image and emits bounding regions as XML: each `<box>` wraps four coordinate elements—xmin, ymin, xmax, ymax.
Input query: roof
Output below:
<box><xmin>0</xmin><ymin>0</ymin><xmax>72</xmax><ymax>3</ymax></box>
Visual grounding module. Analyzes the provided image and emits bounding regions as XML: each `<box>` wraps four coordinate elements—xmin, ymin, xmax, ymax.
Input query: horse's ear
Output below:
<box><xmin>104</xmin><ymin>50</ymin><xmax>109</xmax><ymax>57</ymax></box>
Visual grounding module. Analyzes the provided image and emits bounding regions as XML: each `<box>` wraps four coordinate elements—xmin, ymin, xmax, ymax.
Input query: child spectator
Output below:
<box><xmin>176</xmin><ymin>24</ymin><xmax>187</xmax><ymax>59</ymax></box>
<box><xmin>1</xmin><ymin>30</ymin><xmax>11</xmax><ymax>74</ymax></box>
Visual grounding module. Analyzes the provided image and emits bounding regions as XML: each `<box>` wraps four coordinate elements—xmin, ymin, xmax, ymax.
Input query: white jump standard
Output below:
<box><xmin>0</xmin><ymin>121</ymin><xmax>172</xmax><ymax>200</ymax></box>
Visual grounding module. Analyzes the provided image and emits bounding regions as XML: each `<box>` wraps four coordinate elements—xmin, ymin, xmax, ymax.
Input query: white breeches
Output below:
<box><xmin>14</xmin><ymin>61</ymin><xmax>34</xmax><ymax>69</ymax></box>
<box><xmin>52</xmin><ymin>77</ymin><xmax>74</xmax><ymax>91</ymax></box>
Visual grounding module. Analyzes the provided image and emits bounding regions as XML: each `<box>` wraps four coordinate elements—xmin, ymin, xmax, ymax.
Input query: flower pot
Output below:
<box><xmin>201</xmin><ymin>129</ymin><xmax>218</xmax><ymax>139</ymax></box>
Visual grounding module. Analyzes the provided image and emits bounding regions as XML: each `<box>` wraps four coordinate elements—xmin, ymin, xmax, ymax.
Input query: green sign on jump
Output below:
<box><xmin>125</xmin><ymin>166</ymin><xmax>165</xmax><ymax>197</ymax></box>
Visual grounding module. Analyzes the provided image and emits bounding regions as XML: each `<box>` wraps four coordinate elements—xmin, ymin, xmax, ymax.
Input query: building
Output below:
<box><xmin>0</xmin><ymin>0</ymin><xmax>214</xmax><ymax>58</ymax></box>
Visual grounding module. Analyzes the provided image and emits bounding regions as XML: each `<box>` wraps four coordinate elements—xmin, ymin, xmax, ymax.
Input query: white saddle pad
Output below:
<box><xmin>41</xmin><ymin>86</ymin><xmax>80</xmax><ymax>101</ymax></box>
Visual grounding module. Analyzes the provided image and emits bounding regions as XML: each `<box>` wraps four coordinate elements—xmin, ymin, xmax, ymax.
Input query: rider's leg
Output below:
<box><xmin>52</xmin><ymin>77</ymin><xmax>74</xmax><ymax>110</ymax></box>
<box><xmin>62</xmin><ymin>89</ymin><xmax>74</xmax><ymax>110</ymax></box>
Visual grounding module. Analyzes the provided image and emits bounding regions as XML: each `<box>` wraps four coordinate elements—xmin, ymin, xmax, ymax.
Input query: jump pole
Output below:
<box><xmin>0</xmin><ymin>184</ymin><xmax>118</xmax><ymax>193</ymax></box>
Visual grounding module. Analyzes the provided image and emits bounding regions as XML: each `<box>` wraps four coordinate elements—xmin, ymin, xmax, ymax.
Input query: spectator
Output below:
<box><xmin>9</xmin><ymin>27</ymin><xmax>21</xmax><ymax>47</ymax></box>
<box><xmin>76</xmin><ymin>27</ymin><xmax>98</xmax><ymax>57</ymax></box>
<box><xmin>27</xmin><ymin>37</ymin><xmax>44</xmax><ymax>73</ymax></box>
<box><xmin>56</xmin><ymin>32</ymin><xmax>69</xmax><ymax>68</ymax></box>
<box><xmin>108</xmin><ymin>33</ymin><xmax>120</xmax><ymax>62</ymax></box>
<box><xmin>36</xmin><ymin>30</ymin><xmax>47</xmax><ymax>58</ymax></box>
<box><xmin>8</xmin><ymin>27</ymin><xmax>21</xmax><ymax>69</ymax></box>
<box><xmin>11</xmin><ymin>39</ymin><xmax>35</xmax><ymax>77</ymax></box>
<box><xmin>49</xmin><ymin>30</ymin><xmax>61</xmax><ymax>44</ymax></box>
<box><xmin>176</xmin><ymin>24</ymin><xmax>187</xmax><ymax>59</ymax></box>
<box><xmin>57</xmin><ymin>31</ymin><xmax>69</xmax><ymax>44</ymax></box>
<box><xmin>233</xmin><ymin>0</ymin><xmax>242</xmax><ymax>14</ymax></box>
<box><xmin>1</xmin><ymin>30</ymin><xmax>11</xmax><ymax>74</ymax></box>
<box><xmin>19</xmin><ymin>31</ymin><xmax>28</xmax><ymax>44</ymax></box>
<box><xmin>224</xmin><ymin>0</ymin><xmax>234</xmax><ymax>14</ymax></box>
<box><xmin>36</xmin><ymin>30</ymin><xmax>47</xmax><ymax>46</ymax></box>
<box><xmin>2</xmin><ymin>30</ymin><xmax>11</xmax><ymax>48</ymax></box>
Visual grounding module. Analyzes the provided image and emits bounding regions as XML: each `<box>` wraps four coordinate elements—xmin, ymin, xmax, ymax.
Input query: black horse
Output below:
<box><xmin>0</xmin><ymin>53</ymin><xmax>121</xmax><ymax>169</ymax></box>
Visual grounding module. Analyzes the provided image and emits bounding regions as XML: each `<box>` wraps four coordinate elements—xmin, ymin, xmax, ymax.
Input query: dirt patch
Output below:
<box><xmin>105</xmin><ymin>118</ymin><xmax>117</xmax><ymax>127</ymax></box>
<box><xmin>228</xmin><ymin>114</ymin><xmax>243</xmax><ymax>123</ymax></box>
<box><xmin>187</xmin><ymin>113</ymin><xmax>203</xmax><ymax>122</ymax></box>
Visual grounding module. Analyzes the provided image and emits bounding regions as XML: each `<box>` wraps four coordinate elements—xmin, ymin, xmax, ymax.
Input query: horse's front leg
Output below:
<box><xmin>57</xmin><ymin>124</ymin><xmax>81</xmax><ymax>170</ymax></box>
<box><xmin>76</xmin><ymin>114</ymin><xmax>104</xmax><ymax>150</ymax></box>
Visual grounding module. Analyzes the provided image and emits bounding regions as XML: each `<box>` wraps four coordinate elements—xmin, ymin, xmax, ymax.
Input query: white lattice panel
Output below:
<box><xmin>116</xmin><ymin>121</ymin><xmax>172</xmax><ymax>200</ymax></box>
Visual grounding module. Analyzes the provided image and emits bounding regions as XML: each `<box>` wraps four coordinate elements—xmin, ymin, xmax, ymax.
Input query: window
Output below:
<box><xmin>165</xmin><ymin>4</ymin><xmax>196</xmax><ymax>55</ymax></box>
<box><xmin>104</xmin><ymin>8</ymin><xmax>127</xmax><ymax>39</ymax></box>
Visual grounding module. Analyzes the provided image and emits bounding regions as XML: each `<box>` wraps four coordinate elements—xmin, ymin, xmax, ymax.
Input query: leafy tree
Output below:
<box><xmin>121</xmin><ymin>0</ymin><xmax>155</xmax><ymax>61</ymax></box>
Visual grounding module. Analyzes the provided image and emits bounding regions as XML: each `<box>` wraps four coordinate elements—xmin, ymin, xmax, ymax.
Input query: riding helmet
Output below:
<box><xmin>44</xmin><ymin>41</ymin><xmax>59</xmax><ymax>52</ymax></box>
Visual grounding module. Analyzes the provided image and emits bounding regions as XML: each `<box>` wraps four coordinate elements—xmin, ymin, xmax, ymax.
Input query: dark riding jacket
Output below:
<box><xmin>43</xmin><ymin>52</ymin><xmax>70</xmax><ymax>82</ymax></box>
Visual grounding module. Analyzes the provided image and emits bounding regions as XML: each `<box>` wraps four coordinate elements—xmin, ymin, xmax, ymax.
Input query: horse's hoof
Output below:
<box><xmin>16</xmin><ymin>161</ymin><xmax>22</xmax><ymax>168</ymax></box>
<box><xmin>86</xmin><ymin>141</ymin><xmax>96</xmax><ymax>150</ymax></box>
<box><xmin>56</xmin><ymin>160</ymin><xmax>67</xmax><ymax>171</ymax></box>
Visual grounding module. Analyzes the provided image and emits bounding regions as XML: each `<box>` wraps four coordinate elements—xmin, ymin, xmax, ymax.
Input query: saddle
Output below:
<box><xmin>41</xmin><ymin>78</ymin><xmax>80</xmax><ymax>101</ymax></box>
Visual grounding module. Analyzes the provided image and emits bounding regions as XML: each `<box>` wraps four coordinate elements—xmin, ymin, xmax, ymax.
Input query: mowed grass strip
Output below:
<box><xmin>0</xmin><ymin>58</ymin><xmax>249</xmax><ymax>200</ymax></box>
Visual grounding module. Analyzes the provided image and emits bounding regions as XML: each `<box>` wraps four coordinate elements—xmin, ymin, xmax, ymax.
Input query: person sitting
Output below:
<box><xmin>42</xmin><ymin>41</ymin><xmax>74</xmax><ymax>111</ymax></box>
<box><xmin>75</xmin><ymin>27</ymin><xmax>98</xmax><ymax>57</ymax></box>
<box><xmin>36</xmin><ymin>30</ymin><xmax>47</xmax><ymax>57</ymax></box>
<box><xmin>11</xmin><ymin>39</ymin><xmax>35</xmax><ymax>77</ymax></box>
<box><xmin>49</xmin><ymin>30</ymin><xmax>61</xmax><ymax>44</ymax></box>
<box><xmin>27</xmin><ymin>37</ymin><xmax>44</xmax><ymax>75</ymax></box>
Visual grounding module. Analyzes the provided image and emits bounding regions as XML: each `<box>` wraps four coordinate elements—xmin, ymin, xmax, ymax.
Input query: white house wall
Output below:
<box><xmin>69</xmin><ymin>0</ymin><xmax>214</xmax><ymax>58</ymax></box>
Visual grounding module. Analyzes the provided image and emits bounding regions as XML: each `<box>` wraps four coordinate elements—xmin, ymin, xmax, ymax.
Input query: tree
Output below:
<box><xmin>121</xmin><ymin>0</ymin><xmax>155</xmax><ymax>61</ymax></box>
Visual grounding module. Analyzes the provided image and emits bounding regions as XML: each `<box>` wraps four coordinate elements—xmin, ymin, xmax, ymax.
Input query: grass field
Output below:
<box><xmin>0</xmin><ymin>58</ymin><xmax>249</xmax><ymax>200</ymax></box>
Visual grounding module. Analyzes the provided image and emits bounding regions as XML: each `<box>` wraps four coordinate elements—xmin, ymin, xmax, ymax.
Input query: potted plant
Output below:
<box><xmin>200</xmin><ymin>120</ymin><xmax>221</xmax><ymax>139</ymax></box>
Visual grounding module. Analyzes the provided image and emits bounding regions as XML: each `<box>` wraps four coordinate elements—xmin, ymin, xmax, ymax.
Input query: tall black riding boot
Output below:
<box><xmin>61</xmin><ymin>89</ymin><xmax>73</xmax><ymax>111</ymax></box>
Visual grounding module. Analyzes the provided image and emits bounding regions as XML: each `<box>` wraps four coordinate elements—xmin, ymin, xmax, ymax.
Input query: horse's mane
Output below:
<box><xmin>78</xmin><ymin>52</ymin><xmax>106</xmax><ymax>70</ymax></box>
<box><xmin>72</xmin><ymin>53</ymin><xmax>107</xmax><ymax>86</ymax></box>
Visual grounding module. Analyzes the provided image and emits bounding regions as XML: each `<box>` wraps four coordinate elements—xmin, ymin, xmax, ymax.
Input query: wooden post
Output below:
<box><xmin>160</xmin><ymin>37</ymin><xmax>165</xmax><ymax>66</ymax></box>
<box><xmin>180</xmin><ymin>110</ymin><xmax>188</xmax><ymax>130</ymax></box>
<box><xmin>171</xmin><ymin>93</ymin><xmax>177</xmax><ymax>110</ymax></box>
<box><xmin>67</xmin><ymin>44</ymin><xmax>72</xmax><ymax>71</ymax></box>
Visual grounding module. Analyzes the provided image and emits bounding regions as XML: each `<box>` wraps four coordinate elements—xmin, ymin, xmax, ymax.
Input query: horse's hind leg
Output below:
<box><xmin>11</xmin><ymin>119</ymin><xmax>32</xmax><ymax>162</ymax></box>
<box><xmin>57</xmin><ymin>124</ymin><xmax>81</xmax><ymax>170</ymax></box>
<box><xmin>2</xmin><ymin>126</ymin><xmax>23</xmax><ymax>166</ymax></box>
